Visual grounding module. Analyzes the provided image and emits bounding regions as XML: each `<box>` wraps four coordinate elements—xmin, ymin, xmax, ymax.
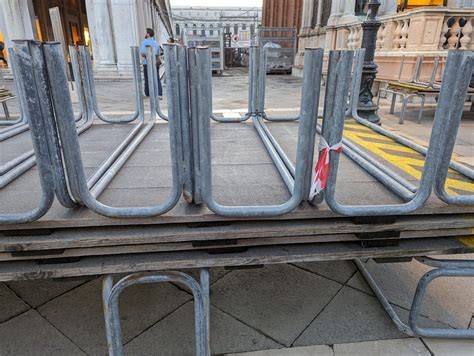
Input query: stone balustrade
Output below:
<box><xmin>326</xmin><ymin>7</ymin><xmax>474</xmax><ymax>52</ymax></box>
<box><xmin>293</xmin><ymin>7</ymin><xmax>474</xmax><ymax>79</ymax></box>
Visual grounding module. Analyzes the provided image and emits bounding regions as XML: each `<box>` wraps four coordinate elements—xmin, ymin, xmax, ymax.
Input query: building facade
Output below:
<box><xmin>0</xmin><ymin>0</ymin><xmax>173</xmax><ymax>75</ymax></box>
<box><xmin>171</xmin><ymin>6</ymin><xmax>261</xmax><ymax>40</ymax></box>
<box><xmin>291</xmin><ymin>0</ymin><xmax>474</xmax><ymax>78</ymax></box>
<box><xmin>262</xmin><ymin>0</ymin><xmax>303</xmax><ymax>30</ymax></box>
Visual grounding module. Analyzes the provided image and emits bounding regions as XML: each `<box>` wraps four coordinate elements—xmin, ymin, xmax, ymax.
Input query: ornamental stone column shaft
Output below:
<box><xmin>85</xmin><ymin>0</ymin><xmax>117</xmax><ymax>71</ymax></box>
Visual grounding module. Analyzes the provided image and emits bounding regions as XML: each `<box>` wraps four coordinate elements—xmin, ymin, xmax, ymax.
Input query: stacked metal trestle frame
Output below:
<box><xmin>1</xmin><ymin>40</ymin><xmax>473</xmax><ymax>353</ymax></box>
<box><xmin>4</xmin><ymin>41</ymin><xmax>472</xmax><ymax>225</ymax></box>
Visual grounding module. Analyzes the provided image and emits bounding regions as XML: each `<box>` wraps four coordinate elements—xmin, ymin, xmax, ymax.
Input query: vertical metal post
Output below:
<box><xmin>177</xmin><ymin>46</ymin><xmax>194</xmax><ymax>203</ymax></box>
<box><xmin>102</xmin><ymin>276</ymin><xmax>115</xmax><ymax>355</ymax></box>
<box><xmin>357</xmin><ymin>0</ymin><xmax>381</xmax><ymax>124</ymax></box>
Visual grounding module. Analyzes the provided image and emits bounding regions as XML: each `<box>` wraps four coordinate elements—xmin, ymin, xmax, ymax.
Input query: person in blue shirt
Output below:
<box><xmin>140</xmin><ymin>28</ymin><xmax>163</xmax><ymax>99</ymax></box>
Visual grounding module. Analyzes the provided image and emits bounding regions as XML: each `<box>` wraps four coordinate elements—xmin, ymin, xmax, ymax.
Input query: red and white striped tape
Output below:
<box><xmin>309</xmin><ymin>137</ymin><xmax>343</xmax><ymax>201</ymax></box>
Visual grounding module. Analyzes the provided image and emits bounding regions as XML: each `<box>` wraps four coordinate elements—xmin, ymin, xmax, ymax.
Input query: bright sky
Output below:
<box><xmin>170</xmin><ymin>0</ymin><xmax>262</xmax><ymax>7</ymax></box>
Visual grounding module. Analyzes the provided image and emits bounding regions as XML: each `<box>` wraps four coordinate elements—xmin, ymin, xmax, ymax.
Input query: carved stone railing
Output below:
<box><xmin>293</xmin><ymin>7</ymin><xmax>474</xmax><ymax>78</ymax></box>
<box><xmin>376</xmin><ymin>7</ymin><xmax>473</xmax><ymax>52</ymax></box>
<box><xmin>324</xmin><ymin>7</ymin><xmax>474</xmax><ymax>52</ymax></box>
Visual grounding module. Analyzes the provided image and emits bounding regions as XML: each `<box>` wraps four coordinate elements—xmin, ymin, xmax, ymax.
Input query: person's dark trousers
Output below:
<box><xmin>143</xmin><ymin>64</ymin><xmax>163</xmax><ymax>97</ymax></box>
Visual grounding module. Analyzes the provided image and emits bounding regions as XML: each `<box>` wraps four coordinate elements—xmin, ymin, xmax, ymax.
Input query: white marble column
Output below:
<box><xmin>85</xmin><ymin>0</ymin><xmax>117</xmax><ymax>71</ymax></box>
<box><xmin>327</xmin><ymin>0</ymin><xmax>341</xmax><ymax>26</ymax></box>
<box><xmin>340</xmin><ymin>0</ymin><xmax>357</xmax><ymax>23</ymax></box>
<box><xmin>110</xmin><ymin>0</ymin><xmax>142</xmax><ymax>72</ymax></box>
<box><xmin>301</xmin><ymin>0</ymin><xmax>314</xmax><ymax>29</ymax></box>
<box><xmin>0</xmin><ymin>0</ymin><xmax>37</xmax><ymax>48</ymax></box>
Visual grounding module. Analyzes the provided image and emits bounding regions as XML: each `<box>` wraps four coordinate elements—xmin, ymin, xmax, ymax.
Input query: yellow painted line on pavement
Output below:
<box><xmin>342</xmin><ymin>122</ymin><xmax>474</xmax><ymax>194</ymax></box>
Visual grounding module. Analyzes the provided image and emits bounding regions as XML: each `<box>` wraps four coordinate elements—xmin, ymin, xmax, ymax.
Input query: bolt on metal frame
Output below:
<box><xmin>41</xmin><ymin>42</ymin><xmax>183</xmax><ymax>217</ymax></box>
<box><xmin>348</xmin><ymin>49</ymin><xmax>474</xmax><ymax>181</ymax></box>
<box><xmin>355</xmin><ymin>257</ymin><xmax>474</xmax><ymax>338</ymax></box>
<box><xmin>191</xmin><ymin>46</ymin><xmax>321</xmax><ymax>217</ymax></box>
<box><xmin>102</xmin><ymin>269</ymin><xmax>210</xmax><ymax>356</ymax></box>
<box><xmin>322</xmin><ymin>50</ymin><xmax>471</xmax><ymax>216</ymax></box>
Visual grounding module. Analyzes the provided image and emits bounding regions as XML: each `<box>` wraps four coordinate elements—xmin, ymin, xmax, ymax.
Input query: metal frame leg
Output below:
<box><xmin>102</xmin><ymin>270</ymin><xmax>211</xmax><ymax>356</ymax></box>
<box><xmin>399</xmin><ymin>94</ymin><xmax>409</xmax><ymax>124</ymax></box>
<box><xmin>355</xmin><ymin>257</ymin><xmax>474</xmax><ymax>339</ymax></box>
<box><xmin>417</xmin><ymin>94</ymin><xmax>426</xmax><ymax>124</ymax></box>
<box><xmin>390</xmin><ymin>91</ymin><xmax>397</xmax><ymax>114</ymax></box>
<box><xmin>1</xmin><ymin>101</ymin><xmax>10</xmax><ymax>120</ymax></box>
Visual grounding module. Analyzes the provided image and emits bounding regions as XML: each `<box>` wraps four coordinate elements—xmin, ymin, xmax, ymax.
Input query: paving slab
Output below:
<box><xmin>333</xmin><ymin>338</ymin><xmax>430</xmax><ymax>356</ymax></box>
<box><xmin>0</xmin><ymin>309</ymin><xmax>85</xmax><ymax>355</ymax></box>
<box><xmin>211</xmin><ymin>264</ymin><xmax>342</xmax><ymax>346</ymax></box>
<box><xmin>38</xmin><ymin>277</ymin><xmax>191</xmax><ymax>355</ymax></box>
<box><xmin>347</xmin><ymin>259</ymin><xmax>474</xmax><ymax>328</ymax></box>
<box><xmin>124</xmin><ymin>302</ymin><xmax>281</xmax><ymax>355</ymax></box>
<box><xmin>422</xmin><ymin>338</ymin><xmax>474</xmax><ymax>356</ymax></box>
<box><xmin>226</xmin><ymin>344</ymin><xmax>334</xmax><ymax>356</ymax></box>
<box><xmin>6</xmin><ymin>277</ymin><xmax>91</xmax><ymax>308</ymax></box>
<box><xmin>293</xmin><ymin>286</ymin><xmax>449</xmax><ymax>347</ymax></box>
<box><xmin>292</xmin><ymin>260</ymin><xmax>357</xmax><ymax>284</ymax></box>
<box><xmin>0</xmin><ymin>282</ymin><xmax>29</xmax><ymax>323</ymax></box>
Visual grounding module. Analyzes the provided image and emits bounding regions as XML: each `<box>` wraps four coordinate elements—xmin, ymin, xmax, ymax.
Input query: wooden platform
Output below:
<box><xmin>0</xmin><ymin>120</ymin><xmax>473</xmax><ymax>278</ymax></box>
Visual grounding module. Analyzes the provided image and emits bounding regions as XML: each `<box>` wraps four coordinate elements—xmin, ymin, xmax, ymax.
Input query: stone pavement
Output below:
<box><xmin>0</xmin><ymin>69</ymin><xmax>473</xmax><ymax>355</ymax></box>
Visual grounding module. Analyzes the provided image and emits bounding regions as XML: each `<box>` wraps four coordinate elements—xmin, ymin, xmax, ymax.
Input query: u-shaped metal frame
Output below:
<box><xmin>322</xmin><ymin>50</ymin><xmax>473</xmax><ymax>216</ymax></box>
<box><xmin>0</xmin><ymin>41</ymin><xmax>62</xmax><ymax>223</ymax></box>
<box><xmin>191</xmin><ymin>46</ymin><xmax>321</xmax><ymax>217</ymax></box>
<box><xmin>102</xmin><ymin>269</ymin><xmax>210</xmax><ymax>356</ymax></box>
<box><xmin>356</xmin><ymin>256</ymin><xmax>474</xmax><ymax>339</ymax></box>
<box><xmin>40</xmin><ymin>42</ymin><xmax>183</xmax><ymax>217</ymax></box>
<box><xmin>80</xmin><ymin>46</ymin><xmax>142</xmax><ymax>124</ymax></box>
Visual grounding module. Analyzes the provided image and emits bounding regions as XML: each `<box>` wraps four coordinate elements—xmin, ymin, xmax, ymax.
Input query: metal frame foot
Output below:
<box><xmin>355</xmin><ymin>257</ymin><xmax>474</xmax><ymax>339</ymax></box>
<box><xmin>102</xmin><ymin>269</ymin><xmax>211</xmax><ymax>356</ymax></box>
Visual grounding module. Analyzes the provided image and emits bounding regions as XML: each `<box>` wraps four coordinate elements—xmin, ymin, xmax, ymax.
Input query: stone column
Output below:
<box><xmin>327</xmin><ymin>0</ymin><xmax>341</xmax><ymax>26</ymax></box>
<box><xmin>340</xmin><ymin>0</ymin><xmax>358</xmax><ymax>24</ymax></box>
<box><xmin>301</xmin><ymin>0</ymin><xmax>314</xmax><ymax>30</ymax></box>
<box><xmin>85</xmin><ymin>0</ymin><xmax>117</xmax><ymax>71</ymax></box>
<box><xmin>110</xmin><ymin>0</ymin><xmax>142</xmax><ymax>72</ymax></box>
<box><xmin>0</xmin><ymin>0</ymin><xmax>37</xmax><ymax>47</ymax></box>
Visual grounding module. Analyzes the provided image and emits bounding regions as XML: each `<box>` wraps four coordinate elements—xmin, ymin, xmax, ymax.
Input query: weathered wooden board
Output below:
<box><xmin>0</xmin><ymin>213</ymin><xmax>472</xmax><ymax>253</ymax></box>
<box><xmin>1</xmin><ymin>228</ymin><xmax>471</xmax><ymax>262</ymax></box>
<box><xmin>0</xmin><ymin>236</ymin><xmax>472</xmax><ymax>282</ymax></box>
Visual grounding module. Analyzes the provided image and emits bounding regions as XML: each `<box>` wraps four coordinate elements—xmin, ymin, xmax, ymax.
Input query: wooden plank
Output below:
<box><xmin>0</xmin><ymin>236</ymin><xmax>472</xmax><ymax>282</ymax></box>
<box><xmin>0</xmin><ymin>214</ymin><xmax>472</xmax><ymax>253</ymax></box>
<box><xmin>0</xmin><ymin>227</ymin><xmax>471</xmax><ymax>262</ymax></box>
